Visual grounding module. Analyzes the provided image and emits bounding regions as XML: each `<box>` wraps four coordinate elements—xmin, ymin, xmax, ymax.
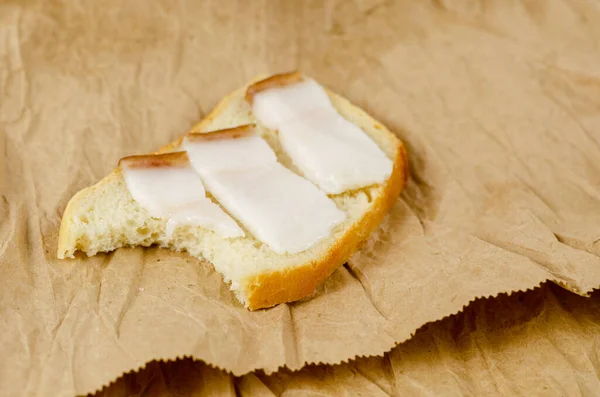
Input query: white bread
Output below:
<box><xmin>57</xmin><ymin>73</ymin><xmax>408</xmax><ymax>310</ymax></box>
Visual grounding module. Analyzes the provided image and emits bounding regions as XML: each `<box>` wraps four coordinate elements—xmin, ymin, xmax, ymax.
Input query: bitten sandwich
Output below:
<box><xmin>57</xmin><ymin>72</ymin><xmax>408</xmax><ymax>310</ymax></box>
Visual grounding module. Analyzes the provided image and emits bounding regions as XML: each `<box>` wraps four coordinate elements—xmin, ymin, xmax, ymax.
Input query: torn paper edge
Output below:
<box><xmin>85</xmin><ymin>280</ymin><xmax>556</xmax><ymax>397</ymax></box>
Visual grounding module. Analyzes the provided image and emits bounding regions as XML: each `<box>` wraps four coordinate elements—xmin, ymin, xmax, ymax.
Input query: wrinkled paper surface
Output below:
<box><xmin>2</xmin><ymin>0</ymin><xmax>600</xmax><ymax>396</ymax></box>
<box><xmin>98</xmin><ymin>285</ymin><xmax>600</xmax><ymax>397</ymax></box>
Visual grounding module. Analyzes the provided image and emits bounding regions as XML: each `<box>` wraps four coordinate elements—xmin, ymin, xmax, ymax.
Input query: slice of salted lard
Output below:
<box><xmin>247</xmin><ymin>72</ymin><xmax>393</xmax><ymax>194</ymax></box>
<box><xmin>247</xmin><ymin>72</ymin><xmax>333</xmax><ymax>130</ymax></box>
<box><xmin>278</xmin><ymin>109</ymin><xmax>394</xmax><ymax>194</ymax></box>
<box><xmin>182</xmin><ymin>125</ymin><xmax>346</xmax><ymax>255</ymax></box>
<box><xmin>119</xmin><ymin>152</ymin><xmax>244</xmax><ymax>239</ymax></box>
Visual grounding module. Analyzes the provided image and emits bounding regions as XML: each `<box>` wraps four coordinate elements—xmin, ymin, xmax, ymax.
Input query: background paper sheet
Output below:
<box><xmin>1</xmin><ymin>0</ymin><xmax>600</xmax><ymax>396</ymax></box>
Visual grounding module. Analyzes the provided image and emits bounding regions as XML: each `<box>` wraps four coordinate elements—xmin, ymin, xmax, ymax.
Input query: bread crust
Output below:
<box><xmin>57</xmin><ymin>75</ymin><xmax>409</xmax><ymax>311</ymax></box>
<box><xmin>184</xmin><ymin>82</ymin><xmax>408</xmax><ymax>309</ymax></box>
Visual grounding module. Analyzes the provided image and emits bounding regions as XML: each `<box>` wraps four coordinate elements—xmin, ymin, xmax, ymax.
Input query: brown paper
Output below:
<box><xmin>96</xmin><ymin>285</ymin><xmax>600</xmax><ymax>396</ymax></box>
<box><xmin>2</xmin><ymin>0</ymin><xmax>600</xmax><ymax>396</ymax></box>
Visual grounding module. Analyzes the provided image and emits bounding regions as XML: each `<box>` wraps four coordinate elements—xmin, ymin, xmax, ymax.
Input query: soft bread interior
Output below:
<box><xmin>57</xmin><ymin>82</ymin><xmax>402</xmax><ymax>307</ymax></box>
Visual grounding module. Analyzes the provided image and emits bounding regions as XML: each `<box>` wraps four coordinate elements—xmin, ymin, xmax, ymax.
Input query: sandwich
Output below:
<box><xmin>57</xmin><ymin>72</ymin><xmax>408</xmax><ymax>310</ymax></box>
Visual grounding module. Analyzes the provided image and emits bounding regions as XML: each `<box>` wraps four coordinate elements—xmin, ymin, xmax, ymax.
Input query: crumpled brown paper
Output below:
<box><xmin>97</xmin><ymin>285</ymin><xmax>600</xmax><ymax>397</ymax></box>
<box><xmin>2</xmin><ymin>0</ymin><xmax>600</xmax><ymax>396</ymax></box>
<box><xmin>96</xmin><ymin>285</ymin><xmax>600</xmax><ymax>397</ymax></box>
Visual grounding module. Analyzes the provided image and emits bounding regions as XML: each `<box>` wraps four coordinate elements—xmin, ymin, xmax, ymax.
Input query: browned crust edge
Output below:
<box><xmin>244</xmin><ymin>142</ymin><xmax>408</xmax><ymax>310</ymax></box>
<box><xmin>186</xmin><ymin>124</ymin><xmax>256</xmax><ymax>142</ymax></box>
<box><xmin>244</xmin><ymin>71</ymin><xmax>303</xmax><ymax>104</ymax></box>
<box><xmin>118</xmin><ymin>151</ymin><xmax>189</xmax><ymax>169</ymax></box>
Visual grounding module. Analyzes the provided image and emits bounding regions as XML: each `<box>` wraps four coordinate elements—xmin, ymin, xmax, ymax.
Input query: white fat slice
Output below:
<box><xmin>183</xmin><ymin>127</ymin><xmax>346</xmax><ymax>254</ymax></box>
<box><xmin>249</xmin><ymin>76</ymin><xmax>393</xmax><ymax>194</ymax></box>
<box><xmin>251</xmin><ymin>78</ymin><xmax>333</xmax><ymax>130</ymax></box>
<box><xmin>201</xmin><ymin>165</ymin><xmax>345</xmax><ymax>254</ymax></box>
<box><xmin>278</xmin><ymin>110</ymin><xmax>393</xmax><ymax>194</ymax></box>
<box><xmin>183</xmin><ymin>135</ymin><xmax>276</xmax><ymax>171</ymax></box>
<box><xmin>164</xmin><ymin>200</ymin><xmax>245</xmax><ymax>240</ymax></box>
<box><xmin>120</xmin><ymin>154</ymin><xmax>244</xmax><ymax>239</ymax></box>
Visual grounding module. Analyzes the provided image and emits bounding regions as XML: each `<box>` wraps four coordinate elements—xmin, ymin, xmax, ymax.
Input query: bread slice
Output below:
<box><xmin>57</xmin><ymin>73</ymin><xmax>408</xmax><ymax>310</ymax></box>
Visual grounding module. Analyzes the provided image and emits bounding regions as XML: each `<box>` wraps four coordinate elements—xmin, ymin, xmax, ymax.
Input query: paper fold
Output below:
<box><xmin>95</xmin><ymin>286</ymin><xmax>600</xmax><ymax>397</ymax></box>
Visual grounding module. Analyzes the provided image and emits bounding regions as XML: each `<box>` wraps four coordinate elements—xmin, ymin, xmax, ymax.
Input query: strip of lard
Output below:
<box><xmin>249</xmin><ymin>77</ymin><xmax>393</xmax><ymax>194</ymax></box>
<box><xmin>251</xmin><ymin>78</ymin><xmax>333</xmax><ymax>130</ymax></box>
<box><xmin>183</xmin><ymin>127</ymin><xmax>345</xmax><ymax>254</ymax></box>
<box><xmin>278</xmin><ymin>109</ymin><xmax>393</xmax><ymax>194</ymax></box>
<box><xmin>119</xmin><ymin>153</ymin><xmax>244</xmax><ymax>239</ymax></box>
